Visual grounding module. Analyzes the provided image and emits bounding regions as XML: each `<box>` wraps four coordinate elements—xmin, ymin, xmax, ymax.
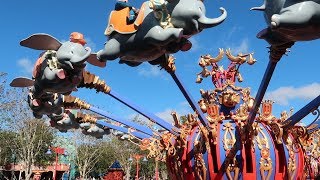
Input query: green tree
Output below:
<box><xmin>0</xmin><ymin>72</ymin><xmax>30</xmax><ymax>165</ymax></box>
<box><xmin>0</xmin><ymin>72</ymin><xmax>56</xmax><ymax>180</ymax></box>
<box><xmin>0</xmin><ymin>72</ymin><xmax>30</xmax><ymax>127</ymax></box>
<box><xmin>11</xmin><ymin>119</ymin><xmax>55</xmax><ymax>180</ymax></box>
<box><xmin>0</xmin><ymin>130</ymin><xmax>16</xmax><ymax>165</ymax></box>
<box><xmin>73</xmin><ymin>132</ymin><xmax>104</xmax><ymax>179</ymax></box>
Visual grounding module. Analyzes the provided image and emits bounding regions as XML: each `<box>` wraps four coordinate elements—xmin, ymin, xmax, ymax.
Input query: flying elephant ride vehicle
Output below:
<box><xmin>96</xmin><ymin>0</ymin><xmax>227</xmax><ymax>66</ymax></box>
<box><xmin>7</xmin><ymin>0</ymin><xmax>320</xmax><ymax>179</ymax></box>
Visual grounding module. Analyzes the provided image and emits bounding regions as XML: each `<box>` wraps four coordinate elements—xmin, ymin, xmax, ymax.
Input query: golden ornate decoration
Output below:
<box><xmin>159</xmin><ymin>54</ymin><xmax>176</xmax><ymax>73</ymax></box>
<box><xmin>218</xmin><ymin>89</ymin><xmax>241</xmax><ymax>108</ymax></box>
<box><xmin>259</xmin><ymin>148</ymin><xmax>272</xmax><ymax>180</ymax></box>
<box><xmin>279</xmin><ymin>108</ymin><xmax>293</xmax><ymax>122</ymax></box>
<box><xmin>286</xmin><ymin>137</ymin><xmax>297</xmax><ymax>180</ymax></box>
<box><xmin>194</xmin><ymin>152</ymin><xmax>207</xmax><ymax>180</ymax></box>
<box><xmin>295</xmin><ymin>126</ymin><xmax>307</xmax><ymax>138</ymax></box>
<box><xmin>198</xmin><ymin>99</ymin><xmax>207</xmax><ymax>113</ymax></box>
<box><xmin>196</xmin><ymin>49</ymin><xmax>224</xmax><ymax>84</ymax></box>
<box><xmin>257</xmin><ymin>100</ymin><xmax>276</xmax><ymax>124</ymax></box>
<box><xmin>205</xmin><ymin>103</ymin><xmax>225</xmax><ymax>144</ymax></box>
<box><xmin>79</xmin><ymin>71</ymin><xmax>111</xmax><ymax>94</ymax></box>
<box><xmin>225</xmin><ymin>48</ymin><xmax>256</xmax><ymax>65</ymax></box>
<box><xmin>222</xmin><ymin>122</ymin><xmax>236</xmax><ymax>151</ymax></box>
<box><xmin>241</xmin><ymin>88</ymin><xmax>254</xmax><ymax>111</ymax></box>
<box><xmin>171</xmin><ymin>111</ymin><xmax>181</xmax><ymax>128</ymax></box>
<box><xmin>196</xmin><ymin>48</ymin><xmax>256</xmax><ymax>89</ymax></box>
<box><xmin>140</xmin><ymin>137</ymin><xmax>164</xmax><ymax>160</ymax></box>
<box><xmin>206</xmin><ymin>104</ymin><xmax>225</xmax><ymax>122</ymax></box>
<box><xmin>194</xmin><ymin>129</ymin><xmax>207</xmax><ymax>180</ymax></box>
<box><xmin>255</xmin><ymin>124</ymin><xmax>269</xmax><ymax>149</ymax></box>
<box><xmin>231</xmin><ymin>103</ymin><xmax>249</xmax><ymax>127</ymax></box>
<box><xmin>255</xmin><ymin>124</ymin><xmax>272</xmax><ymax>180</ymax></box>
<box><xmin>199</xmin><ymin>89</ymin><xmax>218</xmax><ymax>109</ymax></box>
<box><xmin>76</xmin><ymin>112</ymin><xmax>97</xmax><ymax>123</ymax></box>
<box><xmin>269</xmin><ymin>122</ymin><xmax>284</xmax><ymax>144</ymax></box>
<box><xmin>63</xmin><ymin>95</ymin><xmax>91</xmax><ymax>109</ymax></box>
<box><xmin>225</xmin><ymin>157</ymin><xmax>240</xmax><ymax>180</ymax></box>
<box><xmin>198</xmin><ymin>122</ymin><xmax>210</xmax><ymax>151</ymax></box>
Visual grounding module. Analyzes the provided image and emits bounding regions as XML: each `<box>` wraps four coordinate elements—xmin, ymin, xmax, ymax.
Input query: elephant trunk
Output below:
<box><xmin>70</xmin><ymin>47</ymin><xmax>92</xmax><ymax>65</ymax></box>
<box><xmin>198</xmin><ymin>7</ymin><xmax>227</xmax><ymax>29</ymax></box>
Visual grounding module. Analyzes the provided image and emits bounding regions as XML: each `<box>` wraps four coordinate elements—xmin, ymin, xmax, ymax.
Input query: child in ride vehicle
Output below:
<box><xmin>115</xmin><ymin>0</ymin><xmax>139</xmax><ymax>22</ymax></box>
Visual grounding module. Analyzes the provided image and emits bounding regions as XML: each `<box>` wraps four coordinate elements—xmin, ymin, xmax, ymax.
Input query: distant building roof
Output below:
<box><xmin>108</xmin><ymin>160</ymin><xmax>123</xmax><ymax>171</ymax></box>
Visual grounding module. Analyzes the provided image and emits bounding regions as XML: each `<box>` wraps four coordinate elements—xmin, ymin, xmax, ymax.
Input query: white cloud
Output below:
<box><xmin>232</xmin><ymin>38</ymin><xmax>249</xmax><ymax>54</ymax></box>
<box><xmin>138</xmin><ymin>65</ymin><xmax>165</xmax><ymax>78</ymax></box>
<box><xmin>156</xmin><ymin>101</ymin><xmax>192</xmax><ymax>123</ymax></box>
<box><xmin>189</xmin><ymin>36</ymin><xmax>200</xmax><ymax>52</ymax></box>
<box><xmin>226</xmin><ymin>26</ymin><xmax>242</xmax><ymax>40</ymax></box>
<box><xmin>17</xmin><ymin>58</ymin><xmax>33</xmax><ymax>74</ymax></box>
<box><xmin>155</xmin><ymin>109</ymin><xmax>176</xmax><ymax>123</ymax></box>
<box><xmin>85</xmin><ymin>37</ymin><xmax>97</xmax><ymax>52</ymax></box>
<box><xmin>265</xmin><ymin>83</ymin><xmax>320</xmax><ymax>105</ymax></box>
<box><xmin>126</xmin><ymin>101</ymin><xmax>192</xmax><ymax>127</ymax></box>
<box><xmin>127</xmin><ymin>109</ymin><xmax>178</xmax><ymax>125</ymax></box>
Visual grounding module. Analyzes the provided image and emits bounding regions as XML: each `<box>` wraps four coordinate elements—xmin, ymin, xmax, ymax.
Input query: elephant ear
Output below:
<box><xmin>86</xmin><ymin>54</ymin><xmax>106</xmax><ymax>67</ymax></box>
<box><xmin>20</xmin><ymin>33</ymin><xmax>62</xmax><ymax>50</ymax></box>
<box><xmin>10</xmin><ymin>77</ymin><xmax>34</xmax><ymax>87</ymax></box>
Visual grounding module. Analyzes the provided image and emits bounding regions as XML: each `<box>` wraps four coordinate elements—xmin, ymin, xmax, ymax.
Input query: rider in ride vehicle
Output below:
<box><xmin>115</xmin><ymin>0</ymin><xmax>139</xmax><ymax>23</ymax></box>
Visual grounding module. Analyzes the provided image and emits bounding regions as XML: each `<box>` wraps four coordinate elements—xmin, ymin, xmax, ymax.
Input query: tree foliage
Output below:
<box><xmin>0</xmin><ymin>130</ymin><xmax>16</xmax><ymax>165</ymax></box>
<box><xmin>12</xmin><ymin>119</ymin><xmax>55</xmax><ymax>180</ymax></box>
<box><xmin>0</xmin><ymin>73</ymin><xmax>169</xmax><ymax>179</ymax></box>
<box><xmin>0</xmin><ymin>72</ymin><xmax>31</xmax><ymax>127</ymax></box>
<box><xmin>72</xmin><ymin>132</ymin><xmax>104</xmax><ymax>179</ymax></box>
<box><xmin>0</xmin><ymin>72</ymin><xmax>55</xmax><ymax>180</ymax></box>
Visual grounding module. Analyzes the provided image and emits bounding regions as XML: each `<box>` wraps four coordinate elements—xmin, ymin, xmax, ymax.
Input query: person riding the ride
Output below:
<box><xmin>115</xmin><ymin>0</ymin><xmax>139</xmax><ymax>23</ymax></box>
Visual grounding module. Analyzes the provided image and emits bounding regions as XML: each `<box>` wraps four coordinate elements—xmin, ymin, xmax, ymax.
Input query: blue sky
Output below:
<box><xmin>0</xmin><ymin>0</ymin><xmax>319</xmax><ymax>125</ymax></box>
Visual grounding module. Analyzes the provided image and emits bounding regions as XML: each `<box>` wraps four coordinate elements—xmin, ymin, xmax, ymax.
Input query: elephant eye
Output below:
<box><xmin>70</xmin><ymin>51</ymin><xmax>74</xmax><ymax>55</ymax></box>
<box><xmin>199</xmin><ymin>7</ymin><xmax>202</xmax><ymax>12</ymax></box>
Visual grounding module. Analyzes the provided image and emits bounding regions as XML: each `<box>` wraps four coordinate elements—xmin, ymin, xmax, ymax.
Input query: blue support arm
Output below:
<box><xmin>90</xmin><ymin>106</ymin><xmax>154</xmax><ymax>137</ymax></box>
<box><xmin>248</xmin><ymin>61</ymin><xmax>278</xmax><ymax>124</ymax></box>
<box><xmin>96</xmin><ymin>120</ymin><xmax>150</xmax><ymax>139</ymax></box>
<box><xmin>283</xmin><ymin>95</ymin><xmax>320</xmax><ymax>129</ymax></box>
<box><xmin>108</xmin><ymin>90</ymin><xmax>177</xmax><ymax>134</ymax></box>
<box><xmin>170</xmin><ymin>72</ymin><xmax>208</xmax><ymax>126</ymax></box>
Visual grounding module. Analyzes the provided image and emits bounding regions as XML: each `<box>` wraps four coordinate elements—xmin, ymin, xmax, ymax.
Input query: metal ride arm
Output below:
<box><xmin>283</xmin><ymin>95</ymin><xmax>320</xmax><ymax>129</ymax></box>
<box><xmin>157</xmin><ymin>54</ymin><xmax>208</xmax><ymax>126</ymax></box>
<box><xmin>170</xmin><ymin>72</ymin><xmax>208</xmax><ymax>126</ymax></box>
<box><xmin>248</xmin><ymin>43</ymin><xmax>294</xmax><ymax>125</ymax></box>
<box><xmin>108</xmin><ymin>90</ymin><xmax>178</xmax><ymax>134</ymax></box>
<box><xmin>96</xmin><ymin>120</ymin><xmax>150</xmax><ymax>139</ymax></box>
<box><xmin>248</xmin><ymin>61</ymin><xmax>277</xmax><ymax>124</ymax></box>
<box><xmin>63</xmin><ymin>95</ymin><xmax>154</xmax><ymax>137</ymax></box>
<box><xmin>89</xmin><ymin>106</ymin><xmax>154</xmax><ymax>137</ymax></box>
<box><xmin>79</xmin><ymin>70</ymin><xmax>177</xmax><ymax>134</ymax></box>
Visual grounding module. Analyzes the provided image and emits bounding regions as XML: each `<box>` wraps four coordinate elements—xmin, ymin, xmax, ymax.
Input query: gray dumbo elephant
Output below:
<box><xmin>27</xmin><ymin>92</ymin><xmax>64</xmax><ymax>119</ymax></box>
<box><xmin>252</xmin><ymin>0</ymin><xmax>320</xmax><ymax>46</ymax></box>
<box><xmin>28</xmin><ymin>92</ymin><xmax>79</xmax><ymax>132</ymax></box>
<box><xmin>50</xmin><ymin>110</ymin><xmax>80</xmax><ymax>132</ymax></box>
<box><xmin>80</xmin><ymin>123</ymin><xmax>111</xmax><ymax>139</ymax></box>
<box><xmin>50</xmin><ymin>109</ymin><xmax>80</xmax><ymax>132</ymax></box>
<box><xmin>97</xmin><ymin>0</ymin><xmax>227</xmax><ymax>66</ymax></box>
<box><xmin>10</xmin><ymin>33</ymin><xmax>103</xmax><ymax>98</ymax></box>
